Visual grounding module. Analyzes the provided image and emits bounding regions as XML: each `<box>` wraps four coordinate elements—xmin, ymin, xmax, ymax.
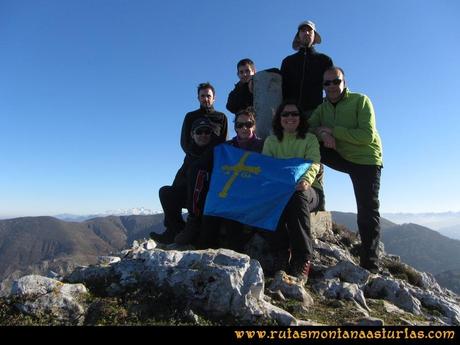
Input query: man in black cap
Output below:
<box><xmin>152</xmin><ymin>118</ymin><xmax>216</xmax><ymax>244</ymax></box>
<box><xmin>281</xmin><ymin>20</ymin><xmax>333</xmax><ymax>118</ymax></box>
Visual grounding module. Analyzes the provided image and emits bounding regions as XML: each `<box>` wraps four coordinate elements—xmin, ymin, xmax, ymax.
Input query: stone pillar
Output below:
<box><xmin>311</xmin><ymin>211</ymin><xmax>332</xmax><ymax>237</ymax></box>
<box><xmin>253</xmin><ymin>70</ymin><xmax>282</xmax><ymax>141</ymax></box>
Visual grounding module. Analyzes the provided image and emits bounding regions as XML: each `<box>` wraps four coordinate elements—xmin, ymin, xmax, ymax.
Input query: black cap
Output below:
<box><xmin>191</xmin><ymin>118</ymin><xmax>213</xmax><ymax>132</ymax></box>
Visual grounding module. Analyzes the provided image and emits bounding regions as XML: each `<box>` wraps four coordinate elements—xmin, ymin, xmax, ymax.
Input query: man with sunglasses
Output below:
<box><xmin>226</xmin><ymin>58</ymin><xmax>256</xmax><ymax>115</ymax></box>
<box><xmin>309</xmin><ymin>66</ymin><xmax>383</xmax><ymax>273</ymax></box>
<box><xmin>280</xmin><ymin>20</ymin><xmax>333</xmax><ymax>118</ymax></box>
<box><xmin>174</xmin><ymin>108</ymin><xmax>264</xmax><ymax>246</ymax></box>
<box><xmin>152</xmin><ymin>118</ymin><xmax>216</xmax><ymax>244</ymax></box>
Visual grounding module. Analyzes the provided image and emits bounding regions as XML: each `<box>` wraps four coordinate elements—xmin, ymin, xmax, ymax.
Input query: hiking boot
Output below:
<box><xmin>361</xmin><ymin>263</ymin><xmax>388</xmax><ymax>275</ymax></box>
<box><xmin>360</xmin><ymin>258</ymin><xmax>379</xmax><ymax>274</ymax></box>
<box><xmin>150</xmin><ymin>227</ymin><xmax>178</xmax><ymax>244</ymax></box>
<box><xmin>271</xmin><ymin>249</ymin><xmax>290</xmax><ymax>274</ymax></box>
<box><xmin>174</xmin><ymin>217</ymin><xmax>200</xmax><ymax>245</ymax></box>
<box><xmin>288</xmin><ymin>259</ymin><xmax>311</xmax><ymax>282</ymax></box>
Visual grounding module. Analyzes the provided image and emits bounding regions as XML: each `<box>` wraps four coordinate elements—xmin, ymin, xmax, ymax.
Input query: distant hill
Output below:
<box><xmin>382</xmin><ymin>223</ymin><xmax>460</xmax><ymax>275</ymax></box>
<box><xmin>331</xmin><ymin>212</ymin><xmax>460</xmax><ymax>294</ymax></box>
<box><xmin>437</xmin><ymin>224</ymin><xmax>460</xmax><ymax>240</ymax></box>
<box><xmin>382</xmin><ymin>212</ymin><xmax>460</xmax><ymax>237</ymax></box>
<box><xmin>0</xmin><ymin>215</ymin><xmax>164</xmax><ymax>294</ymax></box>
<box><xmin>331</xmin><ymin>211</ymin><xmax>396</xmax><ymax>232</ymax></box>
<box><xmin>55</xmin><ymin>207</ymin><xmax>159</xmax><ymax>222</ymax></box>
<box><xmin>435</xmin><ymin>269</ymin><xmax>460</xmax><ymax>294</ymax></box>
<box><xmin>3</xmin><ymin>212</ymin><xmax>460</xmax><ymax>295</ymax></box>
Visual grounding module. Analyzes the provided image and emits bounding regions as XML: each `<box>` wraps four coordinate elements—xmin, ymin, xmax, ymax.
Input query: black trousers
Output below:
<box><xmin>158</xmin><ymin>163</ymin><xmax>188</xmax><ymax>232</ymax></box>
<box><xmin>320</xmin><ymin>146</ymin><xmax>382</xmax><ymax>268</ymax></box>
<box><xmin>272</xmin><ymin>188</ymin><xmax>320</xmax><ymax>261</ymax></box>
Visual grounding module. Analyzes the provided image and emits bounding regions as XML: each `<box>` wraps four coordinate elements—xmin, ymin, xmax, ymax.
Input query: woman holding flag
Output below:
<box><xmin>173</xmin><ymin>107</ymin><xmax>264</xmax><ymax>246</ymax></box>
<box><xmin>262</xmin><ymin>101</ymin><xmax>324</xmax><ymax>282</ymax></box>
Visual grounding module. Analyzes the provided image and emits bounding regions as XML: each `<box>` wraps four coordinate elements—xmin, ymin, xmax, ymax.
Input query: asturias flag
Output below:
<box><xmin>203</xmin><ymin>144</ymin><xmax>312</xmax><ymax>231</ymax></box>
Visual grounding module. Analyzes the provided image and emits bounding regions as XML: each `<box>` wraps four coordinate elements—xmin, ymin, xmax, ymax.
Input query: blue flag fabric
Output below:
<box><xmin>203</xmin><ymin>144</ymin><xmax>312</xmax><ymax>231</ymax></box>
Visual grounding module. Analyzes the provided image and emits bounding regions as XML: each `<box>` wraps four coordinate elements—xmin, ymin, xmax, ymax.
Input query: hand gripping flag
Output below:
<box><xmin>203</xmin><ymin>144</ymin><xmax>312</xmax><ymax>231</ymax></box>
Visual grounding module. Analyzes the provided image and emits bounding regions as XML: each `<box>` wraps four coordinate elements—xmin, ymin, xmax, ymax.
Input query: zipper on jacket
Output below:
<box><xmin>299</xmin><ymin>49</ymin><xmax>307</xmax><ymax>107</ymax></box>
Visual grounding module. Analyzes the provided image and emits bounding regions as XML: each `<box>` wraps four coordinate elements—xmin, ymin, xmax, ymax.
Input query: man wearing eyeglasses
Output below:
<box><xmin>180</xmin><ymin>82</ymin><xmax>228</xmax><ymax>156</ymax></box>
<box><xmin>226</xmin><ymin>58</ymin><xmax>256</xmax><ymax>115</ymax></box>
<box><xmin>152</xmin><ymin>118</ymin><xmax>216</xmax><ymax>244</ymax></box>
<box><xmin>280</xmin><ymin>20</ymin><xmax>333</xmax><ymax>118</ymax></box>
<box><xmin>309</xmin><ymin>66</ymin><xmax>383</xmax><ymax>273</ymax></box>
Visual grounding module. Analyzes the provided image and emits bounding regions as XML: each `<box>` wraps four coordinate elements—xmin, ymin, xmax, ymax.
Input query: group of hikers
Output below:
<box><xmin>151</xmin><ymin>20</ymin><xmax>383</xmax><ymax>282</ymax></box>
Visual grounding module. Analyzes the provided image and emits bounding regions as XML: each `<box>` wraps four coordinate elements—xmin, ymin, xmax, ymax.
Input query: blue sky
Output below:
<box><xmin>1</xmin><ymin>0</ymin><xmax>459</xmax><ymax>217</ymax></box>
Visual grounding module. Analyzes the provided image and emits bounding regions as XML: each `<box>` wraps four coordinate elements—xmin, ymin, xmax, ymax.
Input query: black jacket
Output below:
<box><xmin>226</xmin><ymin>82</ymin><xmax>253</xmax><ymax>115</ymax></box>
<box><xmin>180</xmin><ymin>106</ymin><xmax>228</xmax><ymax>156</ymax></box>
<box><xmin>280</xmin><ymin>47</ymin><xmax>333</xmax><ymax>112</ymax></box>
<box><xmin>172</xmin><ymin>141</ymin><xmax>212</xmax><ymax>188</ymax></box>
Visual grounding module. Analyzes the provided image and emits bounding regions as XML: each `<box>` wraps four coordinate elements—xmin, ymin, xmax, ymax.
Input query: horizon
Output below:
<box><xmin>2</xmin><ymin>208</ymin><xmax>460</xmax><ymax>240</ymax></box>
<box><xmin>1</xmin><ymin>0</ymin><xmax>459</xmax><ymax>216</ymax></box>
<box><xmin>2</xmin><ymin>208</ymin><xmax>460</xmax><ymax>219</ymax></box>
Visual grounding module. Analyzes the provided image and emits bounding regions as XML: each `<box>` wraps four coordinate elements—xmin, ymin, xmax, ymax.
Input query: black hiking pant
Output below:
<box><xmin>320</xmin><ymin>146</ymin><xmax>382</xmax><ymax>270</ymax></box>
<box><xmin>272</xmin><ymin>188</ymin><xmax>320</xmax><ymax>261</ymax></box>
<box><xmin>158</xmin><ymin>163</ymin><xmax>188</xmax><ymax>233</ymax></box>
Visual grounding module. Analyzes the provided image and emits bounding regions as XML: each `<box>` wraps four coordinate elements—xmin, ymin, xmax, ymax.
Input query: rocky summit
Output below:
<box><xmin>1</xmin><ymin>212</ymin><xmax>459</xmax><ymax>326</ymax></box>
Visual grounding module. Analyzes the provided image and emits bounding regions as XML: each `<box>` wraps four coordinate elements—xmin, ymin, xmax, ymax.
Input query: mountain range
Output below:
<box><xmin>1</xmin><ymin>211</ymin><xmax>460</xmax><ymax>295</ymax></box>
<box><xmin>54</xmin><ymin>207</ymin><xmax>160</xmax><ymax>222</ymax></box>
<box><xmin>0</xmin><ymin>214</ymin><xmax>164</xmax><ymax>295</ymax></box>
<box><xmin>331</xmin><ymin>211</ymin><xmax>460</xmax><ymax>294</ymax></box>
<box><xmin>382</xmin><ymin>212</ymin><xmax>460</xmax><ymax>240</ymax></box>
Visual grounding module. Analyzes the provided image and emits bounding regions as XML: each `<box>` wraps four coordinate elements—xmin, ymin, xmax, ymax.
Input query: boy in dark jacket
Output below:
<box><xmin>226</xmin><ymin>59</ymin><xmax>256</xmax><ymax>115</ymax></box>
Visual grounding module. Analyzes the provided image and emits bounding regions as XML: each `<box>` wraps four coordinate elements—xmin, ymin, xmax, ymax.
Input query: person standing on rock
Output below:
<box><xmin>280</xmin><ymin>20</ymin><xmax>333</xmax><ymax>118</ymax></box>
<box><xmin>226</xmin><ymin>58</ymin><xmax>256</xmax><ymax>115</ymax></box>
<box><xmin>262</xmin><ymin>101</ymin><xmax>324</xmax><ymax>281</ymax></box>
<box><xmin>280</xmin><ymin>20</ymin><xmax>332</xmax><ymax>210</ymax></box>
<box><xmin>309</xmin><ymin>66</ymin><xmax>383</xmax><ymax>273</ymax></box>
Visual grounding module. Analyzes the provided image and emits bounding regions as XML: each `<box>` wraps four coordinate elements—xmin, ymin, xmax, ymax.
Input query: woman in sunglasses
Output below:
<box><xmin>262</xmin><ymin>100</ymin><xmax>324</xmax><ymax>281</ymax></box>
<box><xmin>174</xmin><ymin>108</ymin><xmax>263</xmax><ymax>247</ymax></box>
<box><xmin>227</xmin><ymin>108</ymin><xmax>264</xmax><ymax>153</ymax></box>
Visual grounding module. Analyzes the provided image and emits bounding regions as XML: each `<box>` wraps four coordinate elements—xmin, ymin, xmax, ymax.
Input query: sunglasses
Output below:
<box><xmin>235</xmin><ymin>121</ymin><xmax>254</xmax><ymax>129</ymax></box>
<box><xmin>323</xmin><ymin>78</ymin><xmax>342</xmax><ymax>87</ymax></box>
<box><xmin>280</xmin><ymin>111</ymin><xmax>300</xmax><ymax>118</ymax></box>
<box><xmin>194</xmin><ymin>128</ymin><xmax>212</xmax><ymax>135</ymax></box>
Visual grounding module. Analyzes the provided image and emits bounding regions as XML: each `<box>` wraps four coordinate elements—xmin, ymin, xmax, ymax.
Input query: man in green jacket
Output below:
<box><xmin>309</xmin><ymin>66</ymin><xmax>383</xmax><ymax>273</ymax></box>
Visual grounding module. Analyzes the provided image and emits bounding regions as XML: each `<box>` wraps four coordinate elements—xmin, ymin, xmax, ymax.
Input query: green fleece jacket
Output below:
<box><xmin>309</xmin><ymin>89</ymin><xmax>383</xmax><ymax>166</ymax></box>
<box><xmin>262</xmin><ymin>132</ymin><xmax>322</xmax><ymax>190</ymax></box>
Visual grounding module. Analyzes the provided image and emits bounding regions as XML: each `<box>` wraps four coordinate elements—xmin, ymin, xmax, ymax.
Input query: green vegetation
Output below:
<box><xmin>0</xmin><ymin>287</ymin><xmax>219</xmax><ymax>326</ymax></box>
<box><xmin>0</xmin><ymin>297</ymin><xmax>66</xmax><ymax>326</ymax></box>
<box><xmin>384</xmin><ymin>260</ymin><xmax>424</xmax><ymax>288</ymax></box>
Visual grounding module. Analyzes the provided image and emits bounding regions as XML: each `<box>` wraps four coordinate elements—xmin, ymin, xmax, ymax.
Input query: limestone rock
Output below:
<box><xmin>365</xmin><ymin>277</ymin><xmax>422</xmax><ymax>315</ymax></box>
<box><xmin>268</xmin><ymin>271</ymin><xmax>314</xmax><ymax>307</ymax></box>
<box><xmin>10</xmin><ymin>275</ymin><xmax>88</xmax><ymax>325</ymax></box>
<box><xmin>323</xmin><ymin>261</ymin><xmax>370</xmax><ymax>285</ymax></box>
<box><xmin>310</xmin><ymin>211</ymin><xmax>333</xmax><ymax>238</ymax></box>
<box><xmin>314</xmin><ymin>240</ymin><xmax>357</xmax><ymax>264</ymax></box>
<box><xmin>317</xmin><ymin>278</ymin><xmax>369</xmax><ymax>311</ymax></box>
<box><xmin>383</xmin><ymin>300</ymin><xmax>406</xmax><ymax>314</ymax></box>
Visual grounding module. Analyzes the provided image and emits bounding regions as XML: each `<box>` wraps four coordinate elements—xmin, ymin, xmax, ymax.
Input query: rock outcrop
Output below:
<box><xmin>1</xmin><ymin>212</ymin><xmax>459</xmax><ymax>326</ymax></box>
